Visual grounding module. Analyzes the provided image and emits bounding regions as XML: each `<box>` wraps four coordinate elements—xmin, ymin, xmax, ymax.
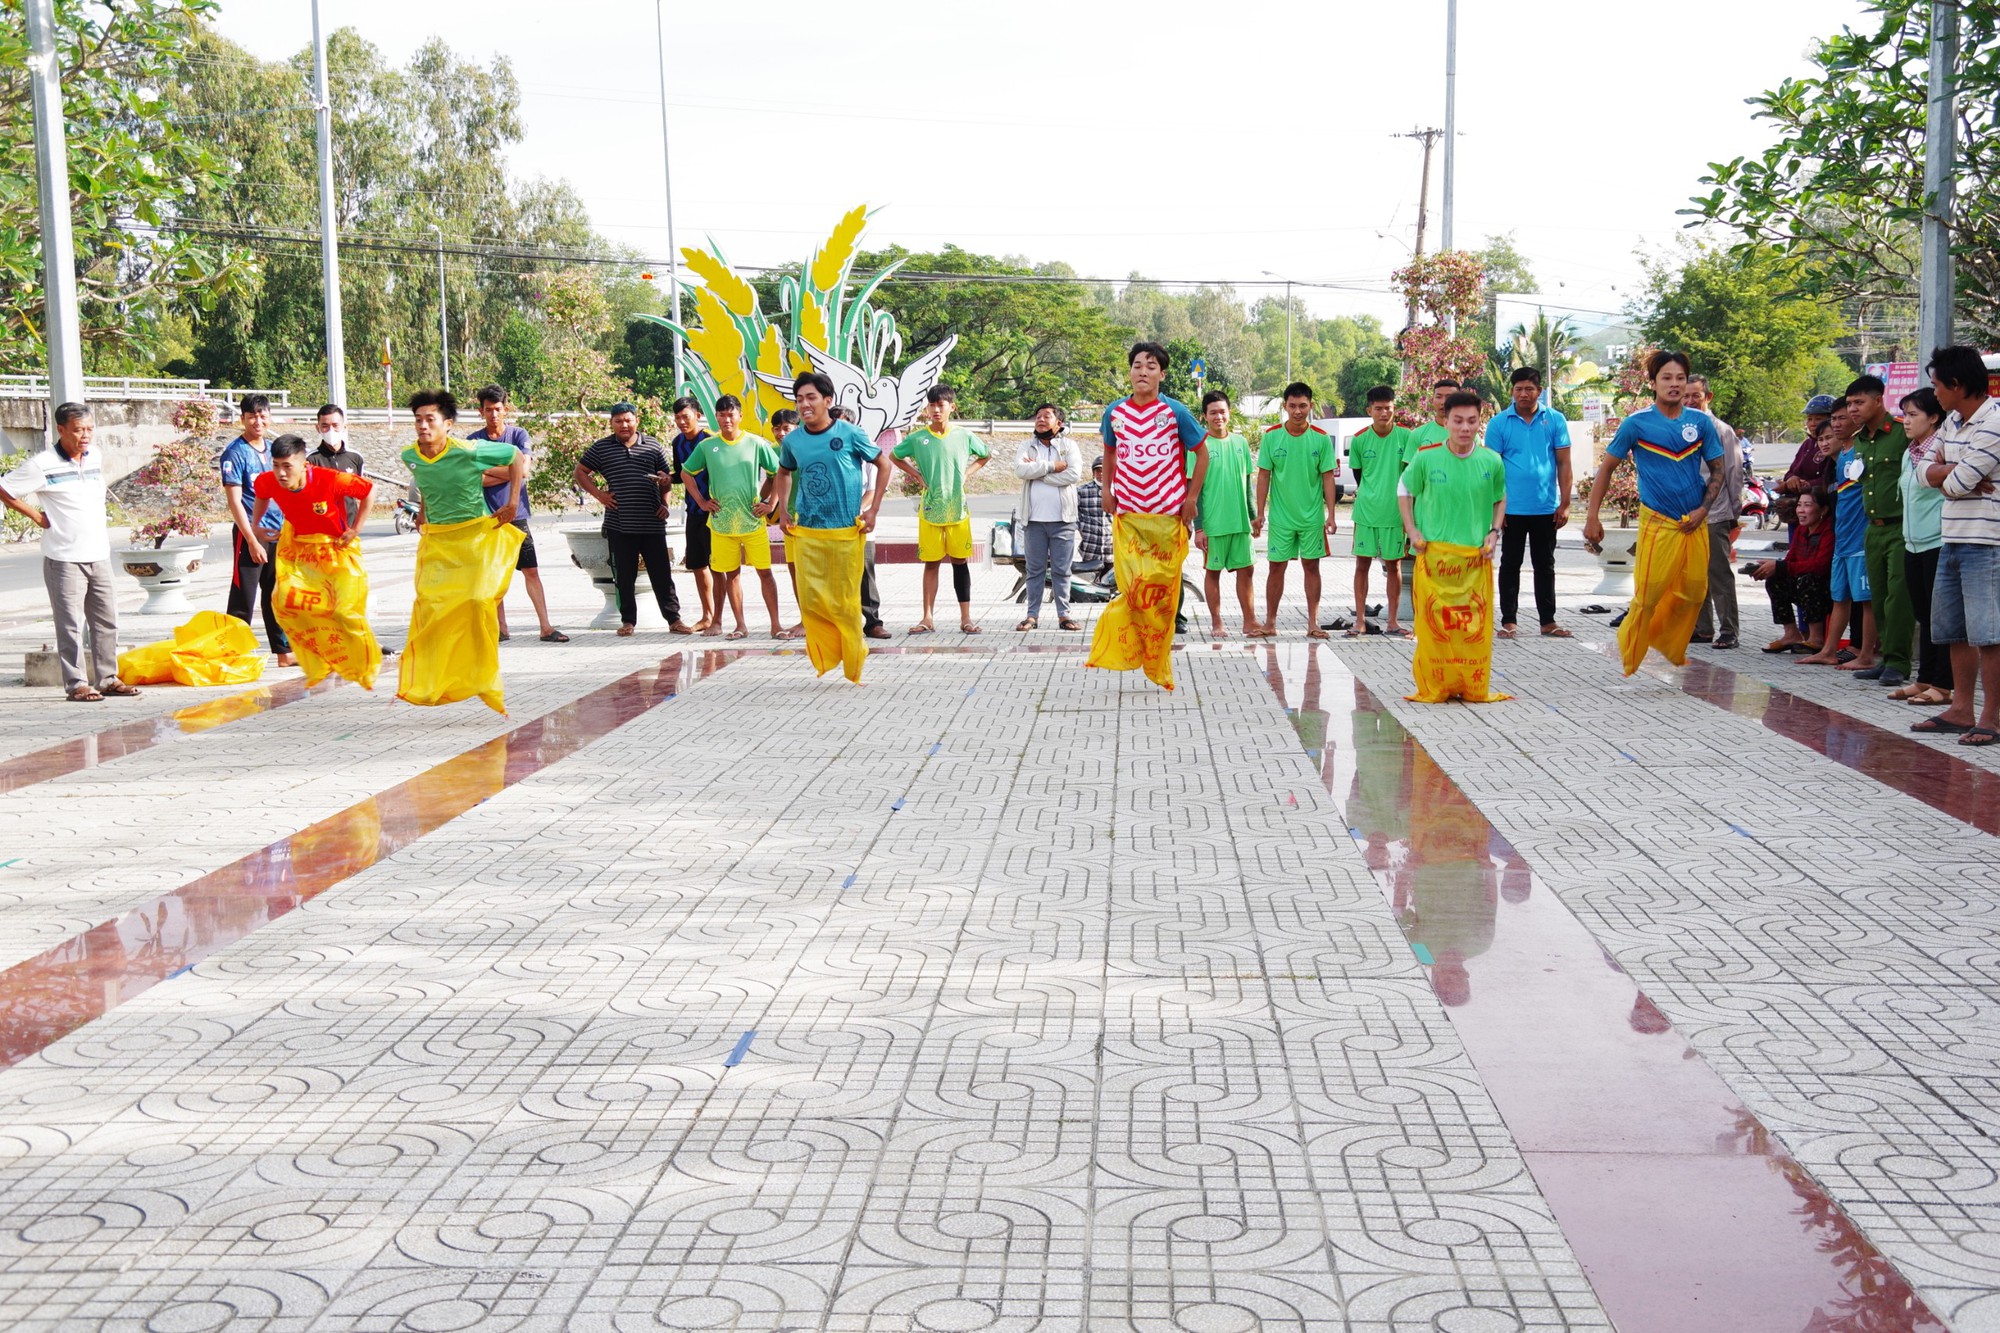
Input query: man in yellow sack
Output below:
<box><xmin>1088</xmin><ymin>341</ymin><xmax>1209</xmax><ymax>690</ymax></box>
<box><xmin>1399</xmin><ymin>390</ymin><xmax>1511</xmax><ymax>703</ymax></box>
<box><xmin>773</xmin><ymin>371</ymin><xmax>889</xmax><ymax>684</ymax></box>
<box><xmin>1582</xmin><ymin>351</ymin><xmax>1727</xmax><ymax>675</ymax></box>
<box><xmin>249</xmin><ymin>435</ymin><xmax>380</xmax><ymax>689</ymax></box>
<box><xmin>398</xmin><ymin>390</ymin><xmax>528</xmax><ymax>713</ymax></box>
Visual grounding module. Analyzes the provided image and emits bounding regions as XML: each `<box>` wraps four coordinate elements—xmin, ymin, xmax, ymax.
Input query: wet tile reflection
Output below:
<box><xmin>0</xmin><ymin>651</ymin><xmax>726</xmax><ymax>1071</ymax></box>
<box><xmin>1256</xmin><ymin>642</ymin><xmax>1944</xmax><ymax>1333</ymax></box>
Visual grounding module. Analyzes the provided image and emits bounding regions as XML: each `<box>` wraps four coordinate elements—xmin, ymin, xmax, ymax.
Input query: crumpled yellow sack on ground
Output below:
<box><xmin>117</xmin><ymin>610</ymin><xmax>266</xmax><ymax>688</ymax></box>
<box><xmin>1087</xmin><ymin>513</ymin><xmax>1188</xmax><ymax>692</ymax></box>
<box><xmin>1407</xmin><ymin>542</ymin><xmax>1510</xmax><ymax>704</ymax></box>
<box><xmin>1619</xmin><ymin>508</ymin><xmax>1710</xmax><ymax>675</ymax></box>
<box><xmin>274</xmin><ymin>532</ymin><xmax>382</xmax><ymax>690</ymax></box>
<box><xmin>397</xmin><ymin>515</ymin><xmax>524</xmax><ymax>714</ymax></box>
<box><xmin>788</xmin><ymin>524</ymin><xmax>868</xmax><ymax>684</ymax></box>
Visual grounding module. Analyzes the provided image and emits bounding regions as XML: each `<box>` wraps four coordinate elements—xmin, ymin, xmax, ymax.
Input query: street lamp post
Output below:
<box><xmin>23</xmin><ymin>0</ymin><xmax>84</xmax><ymax>421</ymax></box>
<box><xmin>430</xmin><ymin>224</ymin><xmax>449</xmax><ymax>392</ymax></box>
<box><xmin>1262</xmin><ymin>271</ymin><xmax>1295</xmax><ymax>385</ymax></box>
<box><xmin>311</xmin><ymin>0</ymin><xmax>346</xmax><ymax>405</ymax></box>
<box><xmin>1918</xmin><ymin>0</ymin><xmax>1958</xmax><ymax>379</ymax></box>
<box><xmin>654</xmin><ymin>1</ymin><xmax>685</xmax><ymax>395</ymax></box>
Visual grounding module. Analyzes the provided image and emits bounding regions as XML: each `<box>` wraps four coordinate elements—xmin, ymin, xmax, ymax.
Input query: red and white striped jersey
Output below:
<box><xmin>1099</xmin><ymin>394</ymin><xmax>1204</xmax><ymax>515</ymax></box>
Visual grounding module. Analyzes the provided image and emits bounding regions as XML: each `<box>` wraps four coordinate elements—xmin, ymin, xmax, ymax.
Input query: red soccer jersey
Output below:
<box><xmin>1101</xmin><ymin>395</ymin><xmax>1204</xmax><ymax>514</ymax></box>
<box><xmin>253</xmin><ymin>466</ymin><xmax>371</xmax><ymax>537</ymax></box>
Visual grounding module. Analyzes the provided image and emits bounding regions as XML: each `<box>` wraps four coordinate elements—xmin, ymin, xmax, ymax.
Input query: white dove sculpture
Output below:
<box><xmin>755</xmin><ymin>336</ymin><xmax>959</xmax><ymax>441</ymax></box>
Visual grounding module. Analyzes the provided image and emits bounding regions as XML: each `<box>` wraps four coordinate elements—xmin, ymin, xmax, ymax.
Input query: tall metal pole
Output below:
<box><xmin>24</xmin><ymin>0</ymin><xmax>84</xmax><ymax>422</ymax></box>
<box><xmin>311</xmin><ymin>0</ymin><xmax>346</xmax><ymax>406</ymax></box>
<box><xmin>1441</xmin><ymin>0</ymin><xmax>1457</xmax><ymax>253</ymax></box>
<box><xmin>1285</xmin><ymin>281</ymin><xmax>1294</xmax><ymax>385</ymax></box>
<box><xmin>430</xmin><ymin>224</ymin><xmax>449</xmax><ymax>391</ymax></box>
<box><xmin>654</xmin><ymin>1</ymin><xmax>684</xmax><ymax>395</ymax></box>
<box><xmin>1398</xmin><ymin>128</ymin><xmax>1441</xmax><ymax>330</ymax></box>
<box><xmin>1918</xmin><ymin>0</ymin><xmax>1958</xmax><ymax>381</ymax></box>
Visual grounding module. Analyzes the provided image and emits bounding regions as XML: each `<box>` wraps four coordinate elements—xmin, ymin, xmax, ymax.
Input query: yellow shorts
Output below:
<box><xmin>710</xmin><ymin>527</ymin><xmax>775</xmax><ymax>573</ymax></box>
<box><xmin>918</xmin><ymin>516</ymin><xmax>973</xmax><ymax>562</ymax></box>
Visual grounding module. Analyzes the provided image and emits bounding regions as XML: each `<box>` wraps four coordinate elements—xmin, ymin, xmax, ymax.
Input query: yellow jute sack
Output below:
<box><xmin>274</xmin><ymin>531</ymin><xmax>383</xmax><ymax>691</ymax></box>
<box><xmin>1618</xmin><ymin>508</ymin><xmax>1710</xmax><ymax>675</ymax></box>
<box><xmin>1407</xmin><ymin>542</ymin><xmax>1511</xmax><ymax>704</ymax></box>
<box><xmin>1087</xmin><ymin>513</ymin><xmax>1188</xmax><ymax>692</ymax></box>
<box><xmin>788</xmin><ymin>524</ymin><xmax>868</xmax><ymax>683</ymax></box>
<box><xmin>117</xmin><ymin>609</ymin><xmax>266</xmax><ymax>688</ymax></box>
<box><xmin>397</xmin><ymin>515</ymin><xmax>525</xmax><ymax>714</ymax></box>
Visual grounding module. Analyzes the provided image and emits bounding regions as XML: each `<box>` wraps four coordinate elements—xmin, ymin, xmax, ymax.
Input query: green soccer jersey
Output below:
<box><xmin>1349</xmin><ymin>424</ymin><xmax>1415</xmax><ymax>529</ymax></box>
<box><xmin>1257</xmin><ymin>424</ymin><xmax>1335</xmax><ymax>532</ymax></box>
<box><xmin>1405</xmin><ymin>421</ymin><xmax>1450</xmax><ymax>467</ymax></box>
<box><xmin>1400</xmin><ymin>443</ymin><xmax>1507</xmax><ymax>547</ymax></box>
<box><xmin>892</xmin><ymin>426</ymin><xmax>989</xmax><ymax>524</ymax></box>
<box><xmin>403</xmin><ymin>438</ymin><xmax>522</xmax><ymax>525</ymax></box>
<box><xmin>684</xmin><ymin>432</ymin><xmax>778</xmax><ymax>536</ymax></box>
<box><xmin>1195</xmin><ymin>432</ymin><xmax>1253</xmax><ymax>536</ymax></box>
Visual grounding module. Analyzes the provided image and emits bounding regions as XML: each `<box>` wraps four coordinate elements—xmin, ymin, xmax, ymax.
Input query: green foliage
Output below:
<box><xmin>165</xmin><ymin>24</ymin><xmax>614</xmax><ymax>401</ymax></box>
<box><xmin>0</xmin><ymin>0</ymin><xmax>254</xmax><ymax>371</ymax></box>
<box><xmin>858</xmin><ymin>246</ymin><xmax>1131</xmax><ymax>417</ymax></box>
<box><xmin>519</xmin><ymin>412</ymin><xmax>596</xmax><ymax>513</ymax></box>
<box><xmin>494</xmin><ymin>313</ymin><xmax>546</xmax><ymax>403</ymax></box>
<box><xmin>1688</xmin><ymin>1</ymin><xmax>2000</xmax><ymax>339</ymax></box>
<box><xmin>1636</xmin><ymin>242</ymin><xmax>1848</xmax><ymax>436</ymax></box>
<box><xmin>1338</xmin><ymin>354</ymin><xmax>1402</xmax><ymax>415</ymax></box>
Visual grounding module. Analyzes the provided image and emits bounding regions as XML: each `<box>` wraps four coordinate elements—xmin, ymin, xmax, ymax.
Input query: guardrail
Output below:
<box><xmin>0</xmin><ymin>375</ymin><xmax>291</xmax><ymax>407</ymax></box>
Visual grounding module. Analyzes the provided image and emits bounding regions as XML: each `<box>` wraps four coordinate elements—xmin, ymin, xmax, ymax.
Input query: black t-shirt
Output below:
<box><xmin>579</xmin><ymin>434</ymin><xmax>670</xmax><ymax>535</ymax></box>
<box><xmin>309</xmin><ymin>442</ymin><xmax>365</xmax><ymax>521</ymax></box>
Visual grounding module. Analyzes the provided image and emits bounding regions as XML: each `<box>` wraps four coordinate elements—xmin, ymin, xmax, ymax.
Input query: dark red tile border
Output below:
<box><xmin>1254</xmin><ymin>642</ymin><xmax>1943</xmax><ymax>1333</ymax></box>
<box><xmin>0</xmin><ymin>651</ymin><xmax>729</xmax><ymax>1070</ymax></box>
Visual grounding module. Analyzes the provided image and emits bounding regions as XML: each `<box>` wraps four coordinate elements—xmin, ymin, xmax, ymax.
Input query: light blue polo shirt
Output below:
<box><xmin>1485</xmin><ymin>403</ymin><xmax>1572</xmax><ymax>517</ymax></box>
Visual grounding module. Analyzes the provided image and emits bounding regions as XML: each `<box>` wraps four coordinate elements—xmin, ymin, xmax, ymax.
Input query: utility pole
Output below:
<box><xmin>1396</xmin><ymin>127</ymin><xmax>1444</xmax><ymax>329</ymax></box>
<box><xmin>430</xmin><ymin>224</ymin><xmax>449</xmax><ymax>391</ymax></box>
<box><xmin>1918</xmin><ymin>0</ymin><xmax>1958</xmax><ymax>382</ymax></box>
<box><xmin>24</xmin><ymin>0</ymin><xmax>84</xmax><ymax>423</ymax></box>
<box><xmin>311</xmin><ymin>0</ymin><xmax>346</xmax><ymax>406</ymax></box>
<box><xmin>654</xmin><ymin>1</ymin><xmax>685</xmax><ymax>395</ymax></box>
<box><xmin>1441</xmin><ymin>0</ymin><xmax>1458</xmax><ymax>253</ymax></box>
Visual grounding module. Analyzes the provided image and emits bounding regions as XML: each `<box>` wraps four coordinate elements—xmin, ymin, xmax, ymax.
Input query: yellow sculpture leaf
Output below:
<box><xmin>683</xmin><ymin>249</ymin><xmax>758</xmax><ymax>320</ymax></box>
<box><xmin>808</xmin><ymin>204</ymin><xmax>867</xmax><ymax>294</ymax></box>
<box><xmin>686</xmin><ymin>287</ymin><xmax>748</xmax><ymax>400</ymax></box>
<box><xmin>754</xmin><ymin>326</ymin><xmax>791</xmax><ymax>421</ymax></box>
<box><xmin>795</xmin><ymin>287</ymin><xmax>829</xmax><ymax>360</ymax></box>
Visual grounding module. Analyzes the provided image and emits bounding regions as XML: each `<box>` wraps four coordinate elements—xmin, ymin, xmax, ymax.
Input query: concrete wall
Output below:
<box><xmin>0</xmin><ymin>399</ymin><xmax>186</xmax><ymax>483</ymax></box>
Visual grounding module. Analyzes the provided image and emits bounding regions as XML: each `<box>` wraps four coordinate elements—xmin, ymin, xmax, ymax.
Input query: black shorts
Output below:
<box><xmin>514</xmin><ymin>521</ymin><xmax>538</xmax><ymax>571</ymax></box>
<box><xmin>682</xmin><ymin>508</ymin><xmax>712</xmax><ymax>570</ymax></box>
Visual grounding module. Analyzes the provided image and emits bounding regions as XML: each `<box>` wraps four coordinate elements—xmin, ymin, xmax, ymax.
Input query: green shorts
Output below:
<box><xmin>1352</xmin><ymin>524</ymin><xmax>1407</xmax><ymax>561</ymax></box>
<box><xmin>1204</xmin><ymin>531</ymin><xmax>1253</xmax><ymax>571</ymax></box>
<box><xmin>1267</xmin><ymin>523</ymin><xmax>1327</xmax><ymax>562</ymax></box>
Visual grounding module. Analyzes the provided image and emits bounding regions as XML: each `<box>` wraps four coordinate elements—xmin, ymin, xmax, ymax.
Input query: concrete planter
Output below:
<box><xmin>118</xmin><ymin>535</ymin><xmax>212</xmax><ymax>616</ymax></box>
<box><xmin>1590</xmin><ymin>525</ymin><xmax>1639</xmax><ymax>597</ymax></box>
<box><xmin>561</xmin><ymin>522</ymin><xmax>669</xmax><ymax>630</ymax></box>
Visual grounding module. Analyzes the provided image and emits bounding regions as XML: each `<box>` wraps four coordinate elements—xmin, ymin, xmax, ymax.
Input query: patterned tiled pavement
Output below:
<box><xmin>0</xmin><ymin>528</ymin><xmax>1991</xmax><ymax>1330</ymax></box>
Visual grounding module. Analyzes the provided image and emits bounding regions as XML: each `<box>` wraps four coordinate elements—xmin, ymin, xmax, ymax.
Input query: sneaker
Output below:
<box><xmin>1876</xmin><ymin>668</ymin><xmax>1907</xmax><ymax>688</ymax></box>
<box><xmin>1854</xmin><ymin>665</ymin><xmax>1885</xmax><ymax>680</ymax></box>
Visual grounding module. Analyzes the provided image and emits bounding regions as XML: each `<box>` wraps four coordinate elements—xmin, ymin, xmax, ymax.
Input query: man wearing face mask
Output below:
<box><xmin>309</xmin><ymin>404</ymin><xmax>366</xmax><ymax>530</ymax></box>
<box><xmin>1012</xmin><ymin>403</ymin><xmax>1085</xmax><ymax>631</ymax></box>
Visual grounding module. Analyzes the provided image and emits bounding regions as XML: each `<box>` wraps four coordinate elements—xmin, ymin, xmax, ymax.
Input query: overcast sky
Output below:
<box><xmin>218</xmin><ymin>0</ymin><xmax>1865</xmax><ymax>333</ymax></box>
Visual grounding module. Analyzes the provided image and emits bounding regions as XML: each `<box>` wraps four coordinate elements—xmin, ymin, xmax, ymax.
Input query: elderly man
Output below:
<box><xmin>0</xmin><ymin>403</ymin><xmax>136</xmax><ymax>701</ymax></box>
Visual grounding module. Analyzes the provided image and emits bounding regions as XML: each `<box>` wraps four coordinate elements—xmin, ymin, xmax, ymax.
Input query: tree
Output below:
<box><xmin>1635</xmin><ymin>242</ymin><xmax>1848</xmax><ymax>437</ymax></box>
<box><xmin>1338</xmin><ymin>353</ymin><xmax>1401</xmax><ymax>415</ymax></box>
<box><xmin>0</xmin><ymin>0</ymin><xmax>253</xmax><ymax>371</ymax></box>
<box><xmin>1392</xmin><ymin>250</ymin><xmax>1487</xmax><ymax>421</ymax></box>
<box><xmin>1688</xmin><ymin>1</ymin><xmax>2000</xmax><ymax>340</ymax></box>
<box><xmin>858</xmin><ymin>245</ymin><xmax>1131</xmax><ymax>417</ymax></box>
<box><xmin>1161</xmin><ymin>337</ymin><xmax>1231</xmax><ymax>407</ymax></box>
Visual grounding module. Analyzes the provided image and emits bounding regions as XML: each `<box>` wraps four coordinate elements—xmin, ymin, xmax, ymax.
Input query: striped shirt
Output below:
<box><xmin>1939</xmin><ymin>396</ymin><xmax>2000</xmax><ymax>546</ymax></box>
<box><xmin>579</xmin><ymin>433</ymin><xmax>671</xmax><ymax>535</ymax></box>
<box><xmin>1100</xmin><ymin>395</ymin><xmax>1204</xmax><ymax>515</ymax></box>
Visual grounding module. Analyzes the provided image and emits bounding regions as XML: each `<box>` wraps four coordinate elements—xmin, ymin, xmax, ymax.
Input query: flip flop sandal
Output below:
<box><xmin>1958</xmin><ymin>726</ymin><xmax>2000</xmax><ymax>747</ymax></box>
<box><xmin>907</xmin><ymin>625</ymin><xmax>935</xmax><ymax>636</ymax></box>
<box><xmin>1059</xmin><ymin>619</ymin><xmax>1081</xmax><ymax>631</ymax></box>
<box><xmin>1387</xmin><ymin>628</ymin><xmax>1413</xmax><ymax>638</ymax></box>
<box><xmin>1834</xmin><ymin>649</ymin><xmax>1857</xmax><ymax>664</ymax></box>
<box><xmin>66</xmin><ymin>686</ymin><xmax>103</xmax><ymax>702</ymax></box>
<box><xmin>1579</xmin><ymin>604</ymin><xmax>1612</xmax><ymax>614</ymax></box>
<box><xmin>960</xmin><ymin>625</ymin><xmax>983</xmax><ymax>635</ymax></box>
<box><xmin>1342</xmin><ymin>628</ymin><xmax>1365</xmax><ymax>639</ymax></box>
<box><xmin>1910</xmin><ymin>717</ymin><xmax>1972</xmax><ymax>734</ymax></box>
<box><xmin>99</xmin><ymin>681</ymin><xmax>142</xmax><ymax>697</ymax></box>
<box><xmin>1495</xmin><ymin>627</ymin><xmax>1518</xmax><ymax>639</ymax></box>
<box><xmin>725</xmin><ymin>629</ymin><xmax>748</xmax><ymax>640</ymax></box>
<box><xmin>1015</xmin><ymin>619</ymin><xmax>1038</xmax><ymax>631</ymax></box>
<box><xmin>1908</xmin><ymin>691</ymin><xmax>1951</xmax><ymax>707</ymax></box>
<box><xmin>540</xmin><ymin>629</ymin><xmax>571</xmax><ymax>643</ymax></box>
<box><xmin>1541</xmin><ymin>625</ymin><xmax>1574</xmax><ymax>638</ymax></box>
<box><xmin>1787</xmin><ymin>643</ymin><xmax>1821</xmax><ymax>655</ymax></box>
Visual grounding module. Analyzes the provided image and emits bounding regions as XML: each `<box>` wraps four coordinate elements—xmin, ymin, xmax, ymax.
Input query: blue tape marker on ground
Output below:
<box><xmin>1617</xmin><ymin>749</ymin><xmax>1640</xmax><ymax>764</ymax></box>
<box><xmin>1411</xmin><ymin>942</ymin><xmax>1435</xmax><ymax>966</ymax></box>
<box><xmin>724</xmin><ymin>1030</ymin><xmax>756</xmax><ymax>1067</ymax></box>
<box><xmin>965</xmin><ymin>686</ymin><xmax>978</xmax><ymax>697</ymax></box>
<box><xmin>0</xmin><ymin>859</ymin><xmax>16</xmax><ymax>869</ymax></box>
<box><xmin>890</xmin><ymin>798</ymin><xmax>904</xmax><ymax>811</ymax></box>
<box><xmin>928</xmin><ymin>743</ymin><xmax>941</xmax><ymax>757</ymax></box>
<box><xmin>842</xmin><ymin>873</ymin><xmax>857</xmax><ymax>888</ymax></box>
<box><xmin>1726</xmin><ymin>822</ymin><xmax>1754</xmax><ymax>839</ymax></box>
<box><xmin>168</xmin><ymin>965</ymin><xmax>193</xmax><ymax>979</ymax></box>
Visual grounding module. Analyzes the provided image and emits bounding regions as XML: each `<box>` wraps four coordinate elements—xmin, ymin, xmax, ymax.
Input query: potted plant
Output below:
<box><xmin>118</xmin><ymin>399</ymin><xmax>226</xmax><ymax>615</ymax></box>
<box><xmin>1589</xmin><ymin>452</ymin><xmax>1642</xmax><ymax>596</ymax></box>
